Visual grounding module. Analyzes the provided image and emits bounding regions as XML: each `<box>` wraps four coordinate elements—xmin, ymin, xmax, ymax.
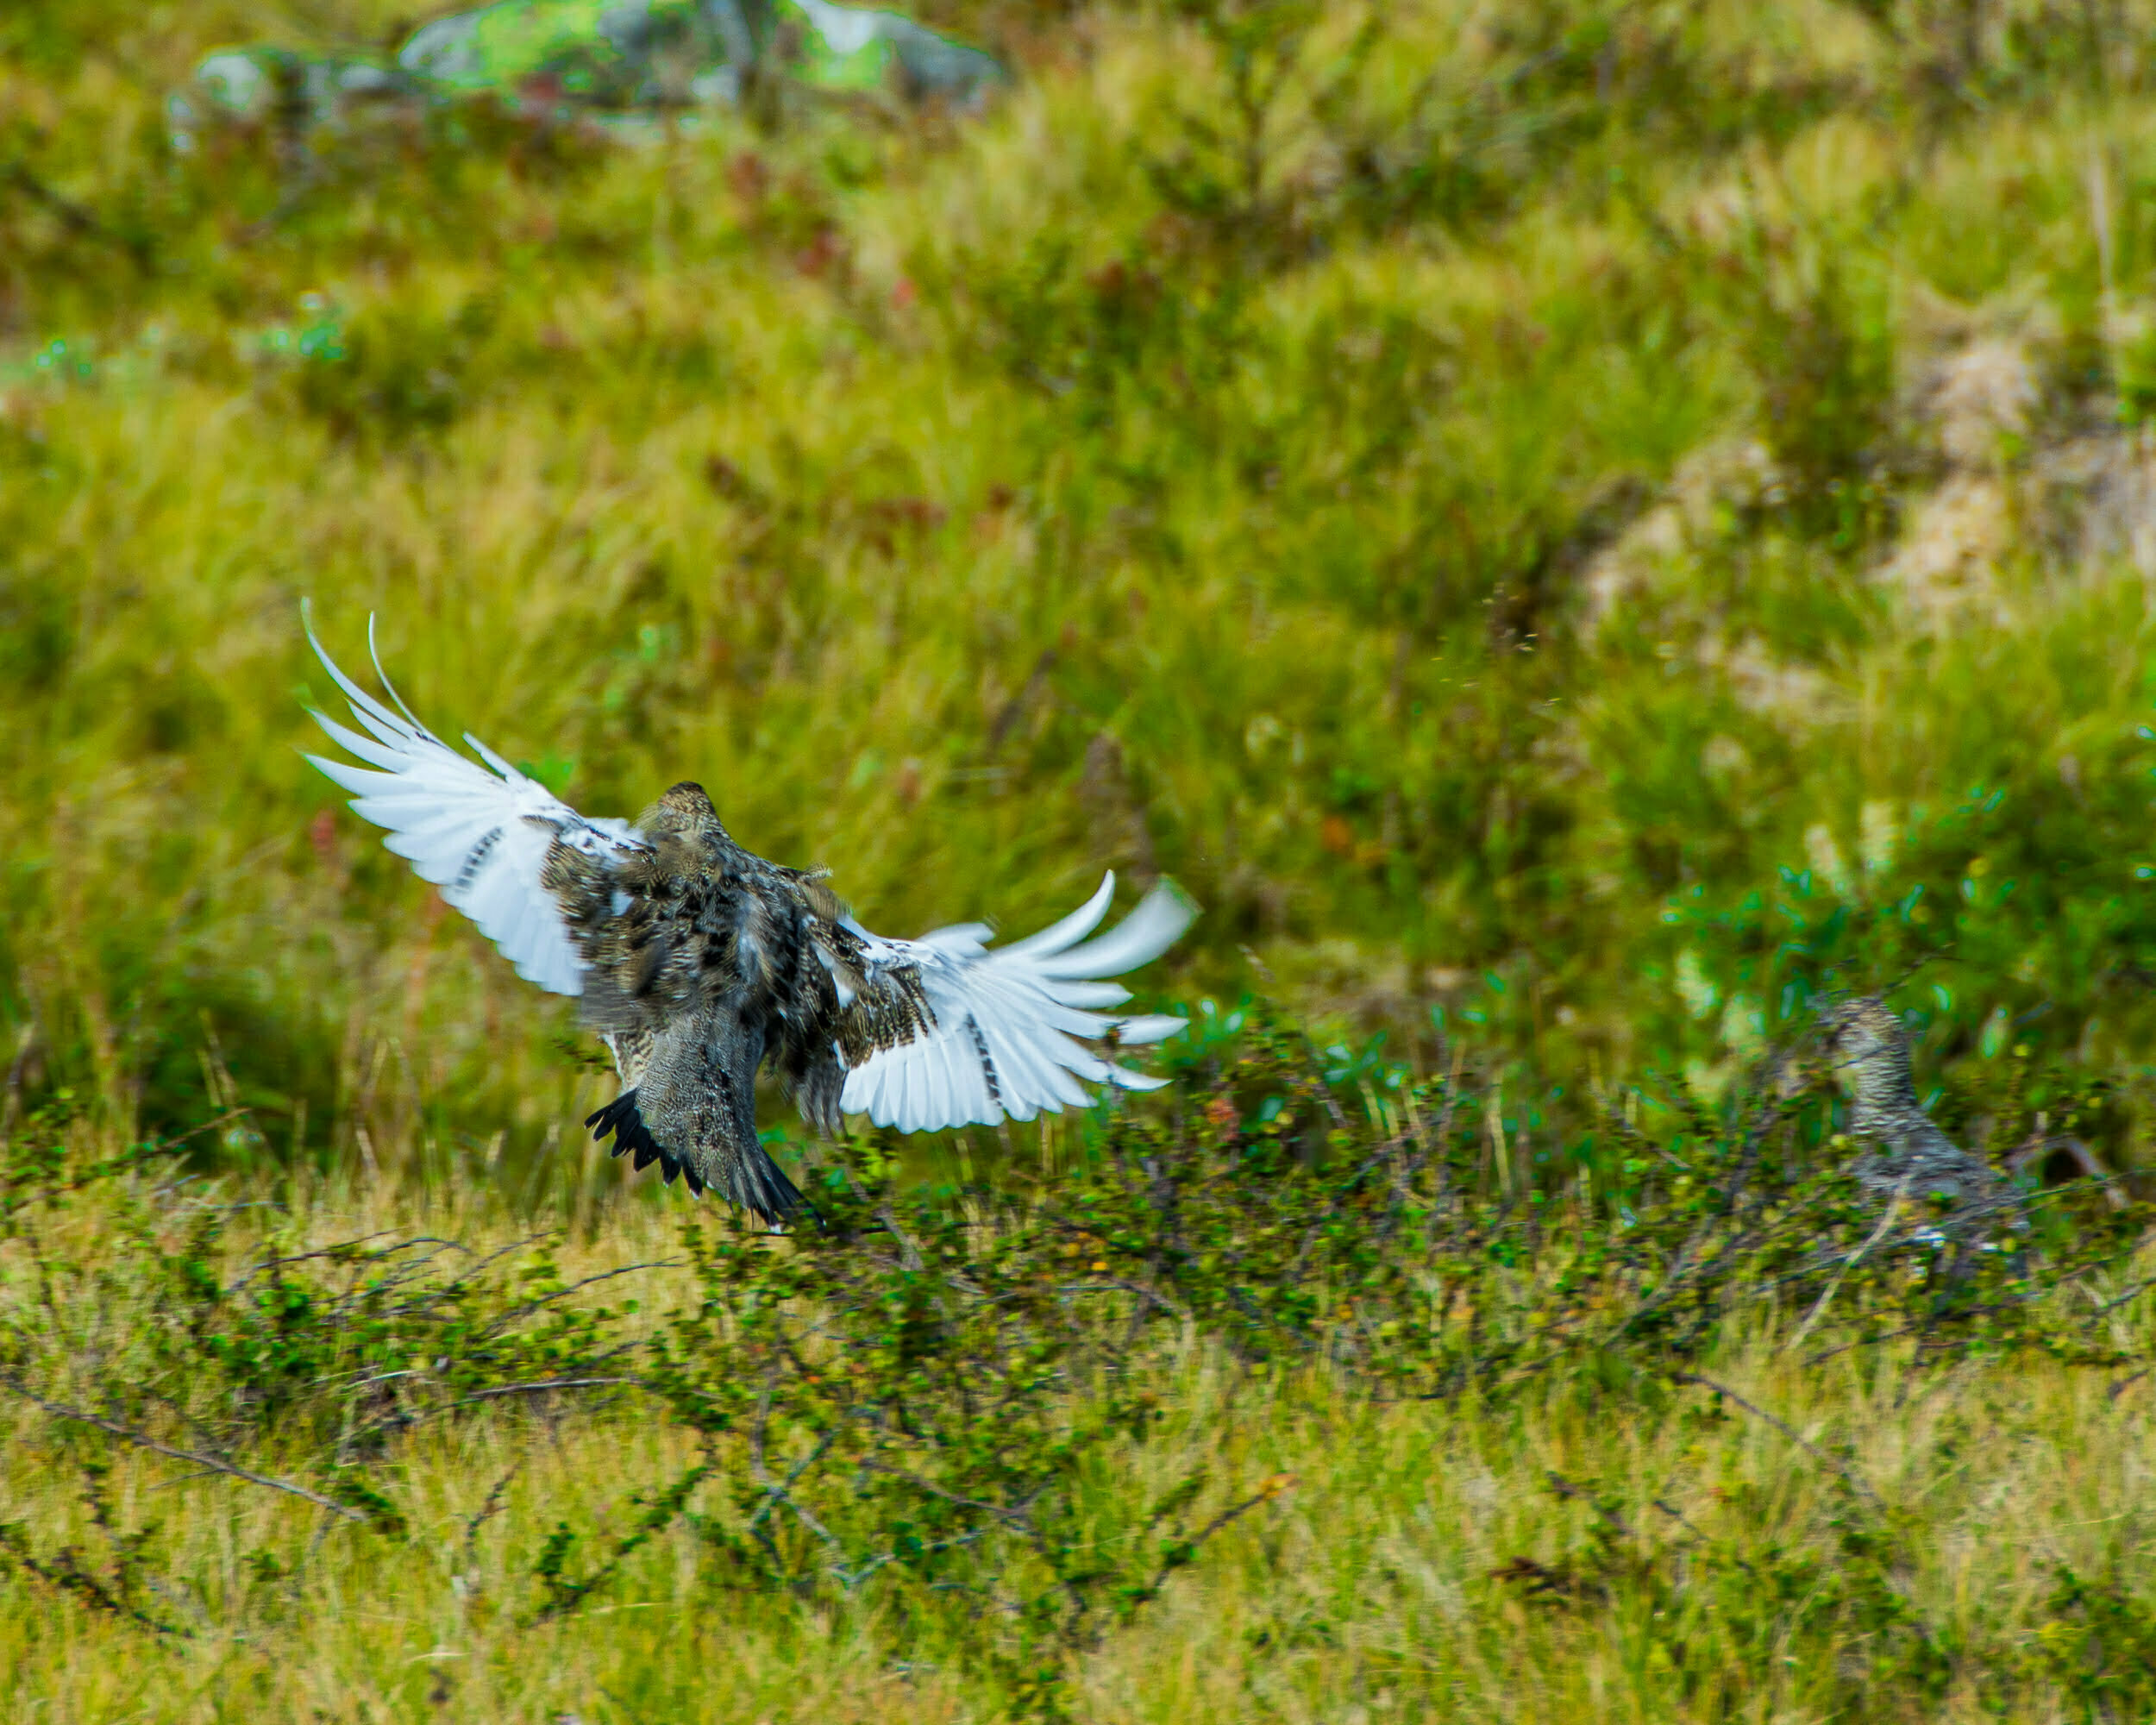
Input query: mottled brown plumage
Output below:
<box><xmin>1819</xmin><ymin>995</ymin><xmax>2025</xmax><ymax>1239</ymax></box>
<box><xmin>541</xmin><ymin>782</ymin><xmax>926</xmax><ymax>1220</ymax></box>
<box><xmin>304</xmin><ymin>614</ymin><xmax>1198</xmax><ymax>1228</ymax></box>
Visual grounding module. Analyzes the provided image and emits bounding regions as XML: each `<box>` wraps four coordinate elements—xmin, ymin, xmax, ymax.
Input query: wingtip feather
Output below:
<box><xmin>996</xmin><ymin>871</ymin><xmax>1117</xmax><ymax>961</ymax></box>
<box><xmin>367</xmin><ymin>612</ymin><xmax>433</xmax><ymax>734</ymax></box>
<box><xmin>1032</xmin><ymin>878</ymin><xmax>1199</xmax><ymax>981</ymax></box>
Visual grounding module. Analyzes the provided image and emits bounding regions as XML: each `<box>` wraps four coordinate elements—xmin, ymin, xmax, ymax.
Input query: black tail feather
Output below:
<box><xmin>584</xmin><ymin>1091</ymin><xmax>707</xmax><ymax>1198</ymax></box>
<box><xmin>727</xmin><ymin>1138</ymin><xmax>818</xmax><ymax>1228</ymax></box>
<box><xmin>585</xmin><ymin>1090</ymin><xmax>658</xmax><ymax>1163</ymax></box>
<box><xmin>585</xmin><ymin>1091</ymin><xmax>818</xmax><ymax>1222</ymax></box>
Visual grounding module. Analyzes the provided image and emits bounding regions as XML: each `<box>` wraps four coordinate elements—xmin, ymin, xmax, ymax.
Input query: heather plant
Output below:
<box><xmin>8</xmin><ymin>1000</ymin><xmax>2153</xmax><ymax>1716</ymax></box>
<box><xmin>0</xmin><ymin>1091</ymin><xmax>648</xmax><ymax>1559</ymax></box>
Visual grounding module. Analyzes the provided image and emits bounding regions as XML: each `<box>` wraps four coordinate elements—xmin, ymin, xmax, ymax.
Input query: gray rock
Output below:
<box><xmin>179</xmin><ymin>2</ymin><xmax>1004</xmax><ymax>151</ymax></box>
<box><xmin>173</xmin><ymin>46</ymin><xmax>424</xmax><ymax>139</ymax></box>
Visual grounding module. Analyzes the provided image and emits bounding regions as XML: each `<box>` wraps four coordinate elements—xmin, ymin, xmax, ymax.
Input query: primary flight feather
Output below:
<box><xmin>301</xmin><ymin>610</ymin><xmax>1195</xmax><ymax>1222</ymax></box>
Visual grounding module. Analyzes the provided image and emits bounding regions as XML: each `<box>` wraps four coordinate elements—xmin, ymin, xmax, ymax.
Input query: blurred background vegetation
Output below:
<box><xmin>10</xmin><ymin>0</ymin><xmax>2156</xmax><ymax>1193</ymax></box>
<box><xmin>17</xmin><ymin>9</ymin><xmax>2156</xmax><ymax>1719</ymax></box>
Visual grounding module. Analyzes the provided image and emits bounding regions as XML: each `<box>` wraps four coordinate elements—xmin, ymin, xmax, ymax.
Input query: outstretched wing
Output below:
<box><xmin>833</xmin><ymin>874</ymin><xmax>1194</xmax><ymax>1132</ymax></box>
<box><xmin>300</xmin><ymin>606</ymin><xmax>646</xmax><ymax>996</ymax></box>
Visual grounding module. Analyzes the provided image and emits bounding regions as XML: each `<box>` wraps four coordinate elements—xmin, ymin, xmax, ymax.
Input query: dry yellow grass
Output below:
<box><xmin>7</xmin><ymin>1152</ymin><xmax>2154</xmax><ymax>1722</ymax></box>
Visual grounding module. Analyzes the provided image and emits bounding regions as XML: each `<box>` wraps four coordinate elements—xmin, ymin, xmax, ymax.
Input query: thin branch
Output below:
<box><xmin>1087</xmin><ymin>1272</ymin><xmax>1190</xmax><ymax>1320</ymax></box>
<box><xmin>0</xmin><ymin>160</ymin><xmax>154</xmax><ymax>271</ymax></box>
<box><xmin>1547</xmin><ymin>1471</ymin><xmax>1634</xmax><ymax>1540</ymax></box>
<box><xmin>462</xmin><ymin>1463</ymin><xmax>520</xmax><ymax>1562</ymax></box>
<box><xmin>1670</xmin><ymin>1371</ymin><xmax>1883</xmax><ymax>1512</ymax></box>
<box><xmin>0</xmin><ymin>1527</ymin><xmax>189</xmax><ymax>1637</ymax></box>
<box><xmin>856</xmin><ymin>1461</ymin><xmax>1044</xmax><ymax>1530</ymax></box>
<box><xmin>222</xmin><ymin>1232</ymin><xmax>432</xmax><ymax>1296</ymax></box>
<box><xmin>1132</xmin><ymin>1477</ymin><xmax>1294</xmax><ymax>1608</ymax></box>
<box><xmin>747</xmin><ymin>1378</ymin><xmax>847</xmax><ymax>1559</ymax></box>
<box><xmin>2</xmin><ymin>1380</ymin><xmax>372</xmax><ymax>1522</ymax></box>
<box><xmin>837</xmin><ymin>1521</ymin><xmax>995</xmax><ymax>1590</ymax></box>
<box><xmin>473</xmin><ymin>1258</ymin><xmax>680</xmax><ymax>1335</ymax></box>
<box><xmin>875</xmin><ymin>1206</ymin><xmax>927</xmax><ymax>1273</ymax></box>
<box><xmin>1651</xmin><ymin>1496</ymin><xmax>1756</xmax><ymax>1576</ymax></box>
<box><xmin>1786</xmin><ymin>1185</ymin><xmax>1907</xmax><ymax>1355</ymax></box>
<box><xmin>985</xmin><ymin>648</ymin><xmax>1056</xmax><ymax>755</ymax></box>
<box><xmin>2</xmin><ymin>1114</ymin><xmax>235</xmax><ymax>1216</ymax></box>
<box><xmin>455</xmin><ymin>1376</ymin><xmax>646</xmax><ymax>1404</ymax></box>
<box><xmin>745</xmin><ymin>1423</ymin><xmax>843</xmax><ymax>1534</ymax></box>
<box><xmin>1181</xmin><ymin>1480</ymin><xmax>1289</xmax><ymax>1549</ymax></box>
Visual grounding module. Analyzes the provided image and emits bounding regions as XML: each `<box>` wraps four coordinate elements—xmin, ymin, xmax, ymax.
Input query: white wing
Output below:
<box><xmin>837</xmin><ymin>873</ymin><xmax>1195</xmax><ymax>1132</ymax></box>
<box><xmin>299</xmin><ymin>606</ymin><xmax>646</xmax><ymax>996</ymax></box>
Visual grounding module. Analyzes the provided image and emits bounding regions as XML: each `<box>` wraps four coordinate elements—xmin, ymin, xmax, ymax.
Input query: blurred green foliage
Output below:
<box><xmin>9</xmin><ymin>0</ymin><xmax>2156</xmax><ymax>1185</ymax></box>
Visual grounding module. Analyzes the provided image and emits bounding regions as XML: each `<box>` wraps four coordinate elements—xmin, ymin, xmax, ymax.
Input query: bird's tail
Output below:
<box><xmin>584</xmin><ymin>1090</ymin><xmax>817</xmax><ymax>1227</ymax></box>
<box><xmin>724</xmin><ymin>1137</ymin><xmax>817</xmax><ymax>1228</ymax></box>
<box><xmin>586</xmin><ymin>1090</ymin><xmax>707</xmax><ymax>1196</ymax></box>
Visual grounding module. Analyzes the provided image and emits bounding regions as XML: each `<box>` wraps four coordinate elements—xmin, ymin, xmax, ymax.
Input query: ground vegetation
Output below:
<box><xmin>11</xmin><ymin>2</ymin><xmax>2156</xmax><ymax>1716</ymax></box>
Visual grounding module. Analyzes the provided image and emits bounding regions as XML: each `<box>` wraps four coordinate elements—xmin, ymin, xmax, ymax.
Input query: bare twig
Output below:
<box><xmin>745</xmin><ymin>1424</ymin><xmax>843</xmax><ymax>1535</ymax></box>
<box><xmin>1134</xmin><ymin>1476</ymin><xmax>1296</xmax><ymax>1606</ymax></box>
<box><xmin>875</xmin><ymin>1206</ymin><xmax>926</xmax><ymax>1273</ymax></box>
<box><xmin>222</xmin><ymin>1232</ymin><xmax>428</xmax><ymax>1295</ymax></box>
<box><xmin>461</xmin><ymin>1464</ymin><xmax>520</xmax><ymax>1563</ymax></box>
<box><xmin>530</xmin><ymin>1457</ymin><xmax>712</xmax><ymax>1623</ymax></box>
<box><xmin>1786</xmin><ymin>1185</ymin><xmax>1907</xmax><ymax>1355</ymax></box>
<box><xmin>1</xmin><ymin>1380</ymin><xmax>372</xmax><ymax>1522</ymax></box>
<box><xmin>1670</xmin><ymin>1371</ymin><xmax>1883</xmax><ymax>1512</ymax></box>
<box><xmin>1089</xmin><ymin>1272</ymin><xmax>1191</xmax><ymax>1320</ymax></box>
<box><xmin>1548</xmin><ymin>1471</ymin><xmax>1634</xmax><ymax>1539</ymax></box>
<box><xmin>838</xmin><ymin>1521</ymin><xmax>996</xmax><ymax>1589</ymax></box>
<box><xmin>2091</xmin><ymin>1272</ymin><xmax>2156</xmax><ymax>1318</ymax></box>
<box><xmin>0</xmin><ymin>161</ymin><xmax>154</xmax><ymax>270</ymax></box>
<box><xmin>3</xmin><ymin>1114</ymin><xmax>236</xmax><ymax>1217</ymax></box>
<box><xmin>856</xmin><ymin>1462</ymin><xmax>1044</xmax><ymax>1530</ymax></box>
<box><xmin>470</xmin><ymin>1258</ymin><xmax>679</xmax><ymax>1335</ymax></box>
<box><xmin>0</xmin><ymin>1525</ymin><xmax>189</xmax><ymax>1637</ymax></box>
<box><xmin>458</xmin><ymin>1376</ymin><xmax>645</xmax><ymax>1402</ymax></box>
<box><xmin>985</xmin><ymin>649</ymin><xmax>1057</xmax><ymax>754</ymax></box>
<box><xmin>747</xmin><ymin>1378</ymin><xmax>848</xmax><ymax>1559</ymax></box>
<box><xmin>1651</xmin><ymin>1496</ymin><xmax>1757</xmax><ymax>1575</ymax></box>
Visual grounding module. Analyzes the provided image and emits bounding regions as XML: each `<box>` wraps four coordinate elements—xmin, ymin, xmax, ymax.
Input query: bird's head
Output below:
<box><xmin>1816</xmin><ymin>994</ymin><xmax>1913</xmax><ymax>1100</ymax></box>
<box><xmin>640</xmin><ymin>781</ymin><xmax>728</xmax><ymax>841</ymax></box>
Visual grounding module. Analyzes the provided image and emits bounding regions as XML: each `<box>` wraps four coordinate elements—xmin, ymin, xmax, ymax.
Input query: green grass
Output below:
<box><xmin>7</xmin><ymin>1114</ymin><xmax>2156</xmax><ymax>1724</ymax></box>
<box><xmin>9</xmin><ymin>0</ymin><xmax>2156</xmax><ymax>1172</ymax></box>
<box><xmin>13</xmin><ymin>0</ymin><xmax>2156</xmax><ymax>1716</ymax></box>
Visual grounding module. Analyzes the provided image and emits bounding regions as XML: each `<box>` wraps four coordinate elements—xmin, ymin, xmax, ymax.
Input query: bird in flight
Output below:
<box><xmin>301</xmin><ymin>611</ymin><xmax>1195</xmax><ymax>1224</ymax></box>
